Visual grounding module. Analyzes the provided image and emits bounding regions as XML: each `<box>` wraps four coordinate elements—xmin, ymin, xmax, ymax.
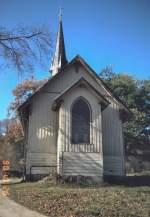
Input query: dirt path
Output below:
<box><xmin>0</xmin><ymin>189</ymin><xmax>46</xmax><ymax>217</ymax></box>
<box><xmin>0</xmin><ymin>178</ymin><xmax>23</xmax><ymax>185</ymax></box>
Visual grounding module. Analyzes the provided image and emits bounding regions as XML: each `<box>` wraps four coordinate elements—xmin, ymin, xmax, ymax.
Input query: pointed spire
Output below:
<box><xmin>50</xmin><ymin>7</ymin><xmax>68</xmax><ymax>76</ymax></box>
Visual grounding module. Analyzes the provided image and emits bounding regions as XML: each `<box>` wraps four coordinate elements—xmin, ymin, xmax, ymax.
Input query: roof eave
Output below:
<box><xmin>52</xmin><ymin>77</ymin><xmax>110</xmax><ymax>111</ymax></box>
<box><xmin>18</xmin><ymin>54</ymin><xmax>131</xmax><ymax>116</ymax></box>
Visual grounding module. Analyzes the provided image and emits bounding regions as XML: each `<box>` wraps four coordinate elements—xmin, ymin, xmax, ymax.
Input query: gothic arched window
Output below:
<box><xmin>71</xmin><ymin>98</ymin><xmax>91</xmax><ymax>144</ymax></box>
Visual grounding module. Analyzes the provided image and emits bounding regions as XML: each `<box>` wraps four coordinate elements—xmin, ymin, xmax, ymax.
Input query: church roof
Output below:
<box><xmin>18</xmin><ymin>55</ymin><xmax>131</xmax><ymax>117</ymax></box>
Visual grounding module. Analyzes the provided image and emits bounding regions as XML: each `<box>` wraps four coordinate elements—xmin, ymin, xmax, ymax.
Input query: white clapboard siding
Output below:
<box><xmin>103</xmin><ymin>156</ymin><xmax>124</xmax><ymax>176</ymax></box>
<box><xmin>69</xmin><ymin>144</ymin><xmax>98</xmax><ymax>152</ymax></box>
<box><xmin>62</xmin><ymin>152</ymin><xmax>103</xmax><ymax>176</ymax></box>
<box><xmin>57</xmin><ymin>86</ymin><xmax>102</xmax><ymax>154</ymax></box>
<box><xmin>26</xmin><ymin>153</ymin><xmax>56</xmax><ymax>174</ymax></box>
<box><xmin>30</xmin><ymin>167</ymin><xmax>52</xmax><ymax>175</ymax></box>
<box><xmin>102</xmin><ymin>101</ymin><xmax>125</xmax><ymax>176</ymax></box>
<box><xmin>26</xmin><ymin>62</ymin><xmax>125</xmax><ymax>177</ymax></box>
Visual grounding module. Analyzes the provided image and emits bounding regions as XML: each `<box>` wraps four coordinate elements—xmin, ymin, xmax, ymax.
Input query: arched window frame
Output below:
<box><xmin>71</xmin><ymin>96</ymin><xmax>92</xmax><ymax>144</ymax></box>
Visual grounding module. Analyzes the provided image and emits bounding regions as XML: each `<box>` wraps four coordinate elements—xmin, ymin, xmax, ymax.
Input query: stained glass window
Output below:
<box><xmin>72</xmin><ymin>98</ymin><xmax>90</xmax><ymax>144</ymax></box>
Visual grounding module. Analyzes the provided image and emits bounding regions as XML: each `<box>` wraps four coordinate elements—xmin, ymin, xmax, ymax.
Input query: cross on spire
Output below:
<box><xmin>59</xmin><ymin>6</ymin><xmax>63</xmax><ymax>20</ymax></box>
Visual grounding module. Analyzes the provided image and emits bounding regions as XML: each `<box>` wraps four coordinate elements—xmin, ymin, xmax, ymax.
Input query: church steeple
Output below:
<box><xmin>50</xmin><ymin>8</ymin><xmax>68</xmax><ymax>76</ymax></box>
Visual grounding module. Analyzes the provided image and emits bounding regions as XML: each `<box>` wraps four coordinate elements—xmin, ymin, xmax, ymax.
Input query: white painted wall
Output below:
<box><xmin>62</xmin><ymin>152</ymin><xmax>103</xmax><ymax>176</ymax></box>
<box><xmin>26</xmin><ymin>62</ymin><xmax>125</xmax><ymax>177</ymax></box>
<box><xmin>56</xmin><ymin>85</ymin><xmax>103</xmax><ymax>175</ymax></box>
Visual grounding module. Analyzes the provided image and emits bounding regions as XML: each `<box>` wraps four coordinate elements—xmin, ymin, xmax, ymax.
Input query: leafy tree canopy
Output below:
<box><xmin>100</xmin><ymin>67</ymin><xmax>150</xmax><ymax>155</ymax></box>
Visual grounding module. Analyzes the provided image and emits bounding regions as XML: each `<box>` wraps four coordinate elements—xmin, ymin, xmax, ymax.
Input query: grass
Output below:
<box><xmin>9</xmin><ymin>181</ymin><xmax>150</xmax><ymax>217</ymax></box>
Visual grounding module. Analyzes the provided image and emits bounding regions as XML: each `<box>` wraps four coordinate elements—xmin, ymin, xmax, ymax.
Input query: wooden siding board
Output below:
<box><xmin>26</xmin><ymin>153</ymin><xmax>56</xmax><ymax>174</ymax></box>
<box><xmin>62</xmin><ymin>152</ymin><xmax>103</xmax><ymax>176</ymax></box>
<box><xmin>26</xmin><ymin>63</ymin><xmax>124</xmax><ymax>177</ymax></box>
<box><xmin>103</xmin><ymin>156</ymin><xmax>124</xmax><ymax>176</ymax></box>
<box><xmin>57</xmin><ymin>86</ymin><xmax>102</xmax><ymax>155</ymax></box>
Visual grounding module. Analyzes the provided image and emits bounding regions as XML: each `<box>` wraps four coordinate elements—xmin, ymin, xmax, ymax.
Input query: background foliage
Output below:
<box><xmin>100</xmin><ymin>67</ymin><xmax>150</xmax><ymax>157</ymax></box>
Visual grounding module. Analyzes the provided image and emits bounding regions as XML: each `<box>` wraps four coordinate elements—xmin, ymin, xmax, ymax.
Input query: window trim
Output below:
<box><xmin>70</xmin><ymin>96</ymin><xmax>92</xmax><ymax>145</ymax></box>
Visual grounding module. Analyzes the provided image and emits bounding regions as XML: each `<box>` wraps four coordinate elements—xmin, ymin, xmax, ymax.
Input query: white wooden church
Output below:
<box><xmin>18</xmin><ymin>13</ymin><xmax>130</xmax><ymax>183</ymax></box>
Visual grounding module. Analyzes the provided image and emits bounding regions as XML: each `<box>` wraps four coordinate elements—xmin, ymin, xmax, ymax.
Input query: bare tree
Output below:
<box><xmin>0</xmin><ymin>25</ymin><xmax>52</xmax><ymax>75</ymax></box>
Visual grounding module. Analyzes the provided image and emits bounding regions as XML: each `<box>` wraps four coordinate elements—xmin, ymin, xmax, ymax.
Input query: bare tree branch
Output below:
<box><xmin>0</xmin><ymin>31</ymin><xmax>42</xmax><ymax>41</ymax></box>
<box><xmin>0</xmin><ymin>40</ymin><xmax>12</xmax><ymax>50</ymax></box>
<box><xmin>0</xmin><ymin>25</ymin><xmax>52</xmax><ymax>75</ymax></box>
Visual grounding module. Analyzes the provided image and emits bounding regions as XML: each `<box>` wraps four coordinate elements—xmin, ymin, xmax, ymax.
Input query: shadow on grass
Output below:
<box><xmin>6</xmin><ymin>175</ymin><xmax>150</xmax><ymax>189</ymax></box>
<box><xmin>104</xmin><ymin>175</ymin><xmax>150</xmax><ymax>187</ymax></box>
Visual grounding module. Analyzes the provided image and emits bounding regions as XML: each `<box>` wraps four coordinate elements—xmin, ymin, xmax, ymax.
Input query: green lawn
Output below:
<box><xmin>9</xmin><ymin>181</ymin><xmax>150</xmax><ymax>217</ymax></box>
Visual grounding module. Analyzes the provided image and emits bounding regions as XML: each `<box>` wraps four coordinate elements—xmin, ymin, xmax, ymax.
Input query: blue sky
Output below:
<box><xmin>0</xmin><ymin>0</ymin><xmax>150</xmax><ymax>119</ymax></box>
